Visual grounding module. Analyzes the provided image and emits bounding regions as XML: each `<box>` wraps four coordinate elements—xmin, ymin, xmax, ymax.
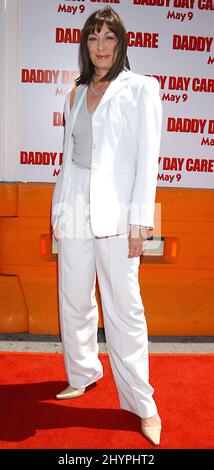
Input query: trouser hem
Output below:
<box><xmin>120</xmin><ymin>403</ymin><xmax>158</xmax><ymax>419</ymax></box>
<box><xmin>68</xmin><ymin>372</ymin><xmax>104</xmax><ymax>389</ymax></box>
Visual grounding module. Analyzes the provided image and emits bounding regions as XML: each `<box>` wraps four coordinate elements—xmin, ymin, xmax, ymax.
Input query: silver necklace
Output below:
<box><xmin>90</xmin><ymin>80</ymin><xmax>108</xmax><ymax>97</ymax></box>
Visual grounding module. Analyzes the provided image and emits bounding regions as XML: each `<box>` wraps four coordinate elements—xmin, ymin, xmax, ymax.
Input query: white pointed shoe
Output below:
<box><xmin>56</xmin><ymin>385</ymin><xmax>85</xmax><ymax>400</ymax></box>
<box><xmin>141</xmin><ymin>418</ymin><xmax>162</xmax><ymax>446</ymax></box>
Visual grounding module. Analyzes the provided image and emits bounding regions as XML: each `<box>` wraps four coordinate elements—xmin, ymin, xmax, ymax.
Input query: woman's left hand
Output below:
<box><xmin>128</xmin><ymin>225</ymin><xmax>151</xmax><ymax>258</ymax></box>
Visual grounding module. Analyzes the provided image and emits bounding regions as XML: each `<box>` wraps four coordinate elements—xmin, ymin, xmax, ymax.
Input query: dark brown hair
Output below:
<box><xmin>75</xmin><ymin>7</ymin><xmax>130</xmax><ymax>86</ymax></box>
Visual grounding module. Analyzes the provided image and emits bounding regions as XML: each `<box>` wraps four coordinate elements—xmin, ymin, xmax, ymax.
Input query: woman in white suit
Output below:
<box><xmin>52</xmin><ymin>7</ymin><xmax>162</xmax><ymax>445</ymax></box>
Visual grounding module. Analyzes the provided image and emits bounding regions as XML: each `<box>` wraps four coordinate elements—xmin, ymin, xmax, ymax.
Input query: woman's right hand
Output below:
<box><xmin>128</xmin><ymin>225</ymin><xmax>151</xmax><ymax>258</ymax></box>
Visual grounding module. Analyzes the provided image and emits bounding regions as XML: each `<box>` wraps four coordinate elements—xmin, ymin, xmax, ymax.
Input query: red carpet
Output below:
<box><xmin>0</xmin><ymin>352</ymin><xmax>213</xmax><ymax>449</ymax></box>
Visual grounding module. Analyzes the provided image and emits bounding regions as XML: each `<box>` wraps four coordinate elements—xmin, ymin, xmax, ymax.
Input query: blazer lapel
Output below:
<box><xmin>66</xmin><ymin>85</ymin><xmax>87</xmax><ymax>133</ymax></box>
<box><xmin>66</xmin><ymin>68</ymin><xmax>132</xmax><ymax>132</ymax></box>
<box><xmin>94</xmin><ymin>68</ymin><xmax>132</xmax><ymax>114</ymax></box>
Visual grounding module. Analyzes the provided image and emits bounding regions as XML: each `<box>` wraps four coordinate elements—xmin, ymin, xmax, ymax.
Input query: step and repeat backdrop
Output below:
<box><xmin>18</xmin><ymin>0</ymin><xmax>214</xmax><ymax>187</ymax></box>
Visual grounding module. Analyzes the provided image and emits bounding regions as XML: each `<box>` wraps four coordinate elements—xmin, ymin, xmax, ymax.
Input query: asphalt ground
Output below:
<box><xmin>0</xmin><ymin>330</ymin><xmax>213</xmax><ymax>354</ymax></box>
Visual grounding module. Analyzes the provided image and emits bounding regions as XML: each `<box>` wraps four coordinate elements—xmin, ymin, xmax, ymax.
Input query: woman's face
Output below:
<box><xmin>87</xmin><ymin>22</ymin><xmax>118</xmax><ymax>74</ymax></box>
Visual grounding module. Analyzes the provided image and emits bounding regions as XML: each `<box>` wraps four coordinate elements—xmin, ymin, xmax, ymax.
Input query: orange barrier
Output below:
<box><xmin>0</xmin><ymin>182</ymin><xmax>214</xmax><ymax>335</ymax></box>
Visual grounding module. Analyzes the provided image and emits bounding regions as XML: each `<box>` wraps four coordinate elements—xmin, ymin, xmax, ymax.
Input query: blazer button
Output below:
<box><xmin>91</xmin><ymin>163</ymin><xmax>98</xmax><ymax>170</ymax></box>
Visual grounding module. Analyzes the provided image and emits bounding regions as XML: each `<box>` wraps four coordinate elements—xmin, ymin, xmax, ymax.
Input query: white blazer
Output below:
<box><xmin>51</xmin><ymin>68</ymin><xmax>162</xmax><ymax>239</ymax></box>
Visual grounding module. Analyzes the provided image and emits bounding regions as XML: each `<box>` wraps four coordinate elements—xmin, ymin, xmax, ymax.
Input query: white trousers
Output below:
<box><xmin>57</xmin><ymin>162</ymin><xmax>158</xmax><ymax>418</ymax></box>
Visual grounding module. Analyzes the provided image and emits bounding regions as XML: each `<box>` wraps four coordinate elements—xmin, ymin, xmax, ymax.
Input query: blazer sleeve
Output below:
<box><xmin>51</xmin><ymin>91</ymin><xmax>71</xmax><ymax>231</ymax></box>
<box><xmin>129</xmin><ymin>76</ymin><xmax>162</xmax><ymax>229</ymax></box>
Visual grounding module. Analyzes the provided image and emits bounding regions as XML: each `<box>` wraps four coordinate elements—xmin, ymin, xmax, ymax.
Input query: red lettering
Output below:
<box><xmin>173</xmin><ymin>34</ymin><xmax>213</xmax><ymax>52</ymax></box>
<box><xmin>56</xmin><ymin>28</ymin><xmax>81</xmax><ymax>44</ymax></box>
<box><xmin>53</xmin><ymin>112</ymin><xmax>64</xmax><ymax>127</ymax></box>
<box><xmin>127</xmin><ymin>31</ymin><xmax>158</xmax><ymax>48</ymax></box>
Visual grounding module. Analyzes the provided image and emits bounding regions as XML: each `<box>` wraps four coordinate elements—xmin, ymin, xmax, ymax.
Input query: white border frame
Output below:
<box><xmin>0</xmin><ymin>0</ymin><xmax>6</xmax><ymax>180</ymax></box>
<box><xmin>0</xmin><ymin>0</ymin><xmax>19</xmax><ymax>181</ymax></box>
